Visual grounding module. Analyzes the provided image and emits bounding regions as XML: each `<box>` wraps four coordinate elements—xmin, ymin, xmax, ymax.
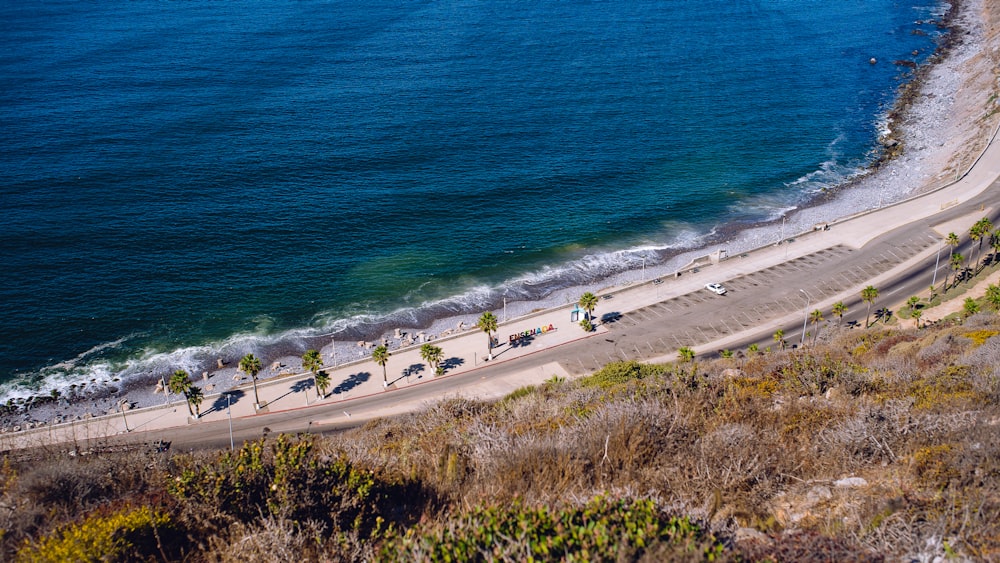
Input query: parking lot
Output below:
<box><xmin>544</xmin><ymin>233</ymin><xmax>944</xmax><ymax>374</ymax></box>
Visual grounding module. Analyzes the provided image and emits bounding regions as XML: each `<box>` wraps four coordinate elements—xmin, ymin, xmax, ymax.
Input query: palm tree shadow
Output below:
<box><xmin>403</xmin><ymin>363</ymin><xmax>425</xmax><ymax>378</ymax></box>
<box><xmin>440</xmin><ymin>357</ymin><xmax>465</xmax><ymax>371</ymax></box>
<box><xmin>332</xmin><ymin>371</ymin><xmax>371</xmax><ymax>395</ymax></box>
<box><xmin>390</xmin><ymin>363</ymin><xmax>426</xmax><ymax>386</ymax></box>
<box><xmin>267</xmin><ymin>379</ymin><xmax>314</xmax><ymax>406</ymax></box>
<box><xmin>204</xmin><ymin>389</ymin><xmax>246</xmax><ymax>416</ymax></box>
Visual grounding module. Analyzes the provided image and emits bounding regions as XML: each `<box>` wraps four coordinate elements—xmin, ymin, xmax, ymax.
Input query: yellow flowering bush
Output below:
<box><xmin>17</xmin><ymin>506</ymin><xmax>169</xmax><ymax>563</ymax></box>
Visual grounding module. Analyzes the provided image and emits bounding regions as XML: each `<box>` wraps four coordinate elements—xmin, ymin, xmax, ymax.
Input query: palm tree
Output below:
<box><xmin>912</xmin><ymin>308</ymin><xmax>923</xmax><ymax>329</ymax></box>
<box><xmin>950</xmin><ymin>253</ymin><xmax>964</xmax><ymax>289</ymax></box>
<box><xmin>302</xmin><ymin>349</ymin><xmax>323</xmax><ymax>400</ymax></box>
<box><xmin>678</xmin><ymin>346</ymin><xmax>695</xmax><ymax>363</ymax></box>
<box><xmin>861</xmin><ymin>285</ymin><xmax>879</xmax><ymax>328</ymax></box>
<box><xmin>809</xmin><ymin>309</ymin><xmax>824</xmax><ymax>345</ymax></box>
<box><xmin>946</xmin><ymin>231</ymin><xmax>960</xmax><ymax>252</ymax></box>
<box><xmin>972</xmin><ymin>217</ymin><xmax>993</xmax><ymax>273</ymax></box>
<box><xmin>832</xmin><ymin>301</ymin><xmax>848</xmax><ymax>327</ymax></box>
<box><xmin>187</xmin><ymin>385</ymin><xmax>204</xmax><ymax>418</ymax></box>
<box><xmin>239</xmin><ymin>353</ymin><xmax>263</xmax><ymax>408</ymax></box>
<box><xmin>986</xmin><ymin>283</ymin><xmax>1000</xmax><ymax>312</ymax></box>
<box><xmin>168</xmin><ymin>370</ymin><xmax>194</xmax><ymax>417</ymax></box>
<box><xmin>773</xmin><ymin>329</ymin><xmax>785</xmax><ymax>351</ymax></box>
<box><xmin>476</xmin><ymin>312</ymin><xmax>498</xmax><ymax>360</ymax></box>
<box><xmin>969</xmin><ymin>222</ymin><xmax>983</xmax><ymax>272</ymax></box>
<box><xmin>944</xmin><ymin>232</ymin><xmax>960</xmax><ymax>287</ymax></box>
<box><xmin>578</xmin><ymin>292</ymin><xmax>599</xmax><ymax>322</ymax></box>
<box><xmin>372</xmin><ymin>345</ymin><xmax>390</xmax><ymax>386</ymax></box>
<box><xmin>168</xmin><ymin>369</ymin><xmax>191</xmax><ymax>400</ymax></box>
<box><xmin>420</xmin><ymin>343</ymin><xmax>444</xmax><ymax>375</ymax></box>
<box><xmin>314</xmin><ymin>370</ymin><xmax>331</xmax><ymax>399</ymax></box>
<box><xmin>906</xmin><ymin>296</ymin><xmax>920</xmax><ymax>321</ymax></box>
<box><xmin>964</xmin><ymin>297</ymin><xmax>980</xmax><ymax>318</ymax></box>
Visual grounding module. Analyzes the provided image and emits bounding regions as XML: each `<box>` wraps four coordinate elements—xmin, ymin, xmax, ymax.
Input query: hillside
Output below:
<box><xmin>2</xmin><ymin>304</ymin><xmax>999</xmax><ymax>561</ymax></box>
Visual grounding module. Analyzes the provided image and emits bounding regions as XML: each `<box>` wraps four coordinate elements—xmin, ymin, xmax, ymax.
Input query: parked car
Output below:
<box><xmin>705</xmin><ymin>283</ymin><xmax>727</xmax><ymax>295</ymax></box>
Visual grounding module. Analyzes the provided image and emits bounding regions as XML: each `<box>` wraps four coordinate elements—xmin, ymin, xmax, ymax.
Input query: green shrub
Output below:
<box><xmin>910</xmin><ymin>444</ymin><xmax>960</xmax><ymax>489</ymax></box>
<box><xmin>580</xmin><ymin>361</ymin><xmax>666</xmax><ymax>389</ymax></box>
<box><xmin>166</xmin><ymin>434</ymin><xmax>420</xmax><ymax>537</ymax></box>
<box><xmin>380</xmin><ymin>495</ymin><xmax>724</xmax><ymax>561</ymax></box>
<box><xmin>909</xmin><ymin>365</ymin><xmax>980</xmax><ymax>412</ymax></box>
<box><xmin>500</xmin><ymin>385</ymin><xmax>536</xmax><ymax>405</ymax></box>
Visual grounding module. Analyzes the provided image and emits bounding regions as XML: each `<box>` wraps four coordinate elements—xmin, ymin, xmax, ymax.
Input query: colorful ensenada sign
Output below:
<box><xmin>509</xmin><ymin>324</ymin><xmax>556</xmax><ymax>343</ymax></box>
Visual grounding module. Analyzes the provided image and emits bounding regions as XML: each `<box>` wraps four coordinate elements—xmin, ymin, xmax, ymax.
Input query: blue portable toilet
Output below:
<box><xmin>571</xmin><ymin>305</ymin><xmax>582</xmax><ymax>322</ymax></box>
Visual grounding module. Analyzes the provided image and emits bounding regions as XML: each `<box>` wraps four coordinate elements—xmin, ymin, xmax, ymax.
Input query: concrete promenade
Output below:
<box><xmin>6</xmin><ymin>123</ymin><xmax>1000</xmax><ymax>452</ymax></box>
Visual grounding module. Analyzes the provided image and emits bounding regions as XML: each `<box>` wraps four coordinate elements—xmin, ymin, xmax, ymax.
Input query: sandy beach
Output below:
<box><xmin>3</xmin><ymin>0</ymin><xmax>999</xmax><ymax>437</ymax></box>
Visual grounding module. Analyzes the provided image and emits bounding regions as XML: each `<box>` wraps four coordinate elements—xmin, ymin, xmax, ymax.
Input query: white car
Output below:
<box><xmin>705</xmin><ymin>283</ymin><xmax>727</xmax><ymax>295</ymax></box>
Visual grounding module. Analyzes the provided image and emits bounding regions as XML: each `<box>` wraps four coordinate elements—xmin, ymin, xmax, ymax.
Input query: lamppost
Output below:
<box><xmin>641</xmin><ymin>257</ymin><xmax>646</xmax><ymax>282</ymax></box>
<box><xmin>119</xmin><ymin>399</ymin><xmax>131</xmax><ymax>433</ymax></box>
<box><xmin>931</xmin><ymin>235</ymin><xmax>944</xmax><ymax>288</ymax></box>
<box><xmin>226</xmin><ymin>393</ymin><xmax>234</xmax><ymax>451</ymax></box>
<box><xmin>799</xmin><ymin>289</ymin><xmax>811</xmax><ymax>346</ymax></box>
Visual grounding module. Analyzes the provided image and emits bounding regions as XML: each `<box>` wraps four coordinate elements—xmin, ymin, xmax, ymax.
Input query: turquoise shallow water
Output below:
<box><xmin>0</xmin><ymin>0</ymin><xmax>945</xmax><ymax>398</ymax></box>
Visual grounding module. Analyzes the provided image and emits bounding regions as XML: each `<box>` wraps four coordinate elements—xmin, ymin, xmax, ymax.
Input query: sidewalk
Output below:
<box><xmin>4</xmin><ymin>307</ymin><xmax>598</xmax><ymax>450</ymax></box>
<box><xmin>7</xmin><ymin>124</ymin><xmax>1000</xmax><ymax>452</ymax></box>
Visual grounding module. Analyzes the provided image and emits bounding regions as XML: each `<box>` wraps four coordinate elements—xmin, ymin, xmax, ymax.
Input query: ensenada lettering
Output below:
<box><xmin>508</xmin><ymin>324</ymin><xmax>556</xmax><ymax>343</ymax></box>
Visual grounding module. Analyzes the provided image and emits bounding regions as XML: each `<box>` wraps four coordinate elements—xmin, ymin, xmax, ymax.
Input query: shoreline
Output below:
<box><xmin>3</xmin><ymin>0</ymin><xmax>999</xmax><ymax>431</ymax></box>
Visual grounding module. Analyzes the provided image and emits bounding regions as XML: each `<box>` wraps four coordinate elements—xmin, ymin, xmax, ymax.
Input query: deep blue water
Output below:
<box><xmin>0</xmin><ymin>1</ymin><xmax>945</xmax><ymax>398</ymax></box>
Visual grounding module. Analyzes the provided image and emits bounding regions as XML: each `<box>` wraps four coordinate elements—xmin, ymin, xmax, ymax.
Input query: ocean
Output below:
<box><xmin>0</xmin><ymin>0</ymin><xmax>946</xmax><ymax>400</ymax></box>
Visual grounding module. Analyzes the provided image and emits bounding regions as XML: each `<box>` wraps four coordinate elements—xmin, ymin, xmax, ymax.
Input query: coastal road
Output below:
<box><xmin>138</xmin><ymin>175</ymin><xmax>1000</xmax><ymax>452</ymax></box>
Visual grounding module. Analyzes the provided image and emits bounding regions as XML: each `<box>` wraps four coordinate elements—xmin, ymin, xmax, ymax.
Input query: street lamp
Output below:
<box><xmin>161</xmin><ymin>375</ymin><xmax>170</xmax><ymax>406</ymax></box>
<box><xmin>799</xmin><ymin>289</ymin><xmax>811</xmax><ymax>346</ymax></box>
<box><xmin>226</xmin><ymin>393</ymin><xmax>234</xmax><ymax>451</ymax></box>
<box><xmin>641</xmin><ymin>257</ymin><xmax>646</xmax><ymax>282</ymax></box>
<box><xmin>931</xmin><ymin>235</ymin><xmax>944</xmax><ymax>288</ymax></box>
<box><xmin>120</xmin><ymin>399</ymin><xmax>131</xmax><ymax>433</ymax></box>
